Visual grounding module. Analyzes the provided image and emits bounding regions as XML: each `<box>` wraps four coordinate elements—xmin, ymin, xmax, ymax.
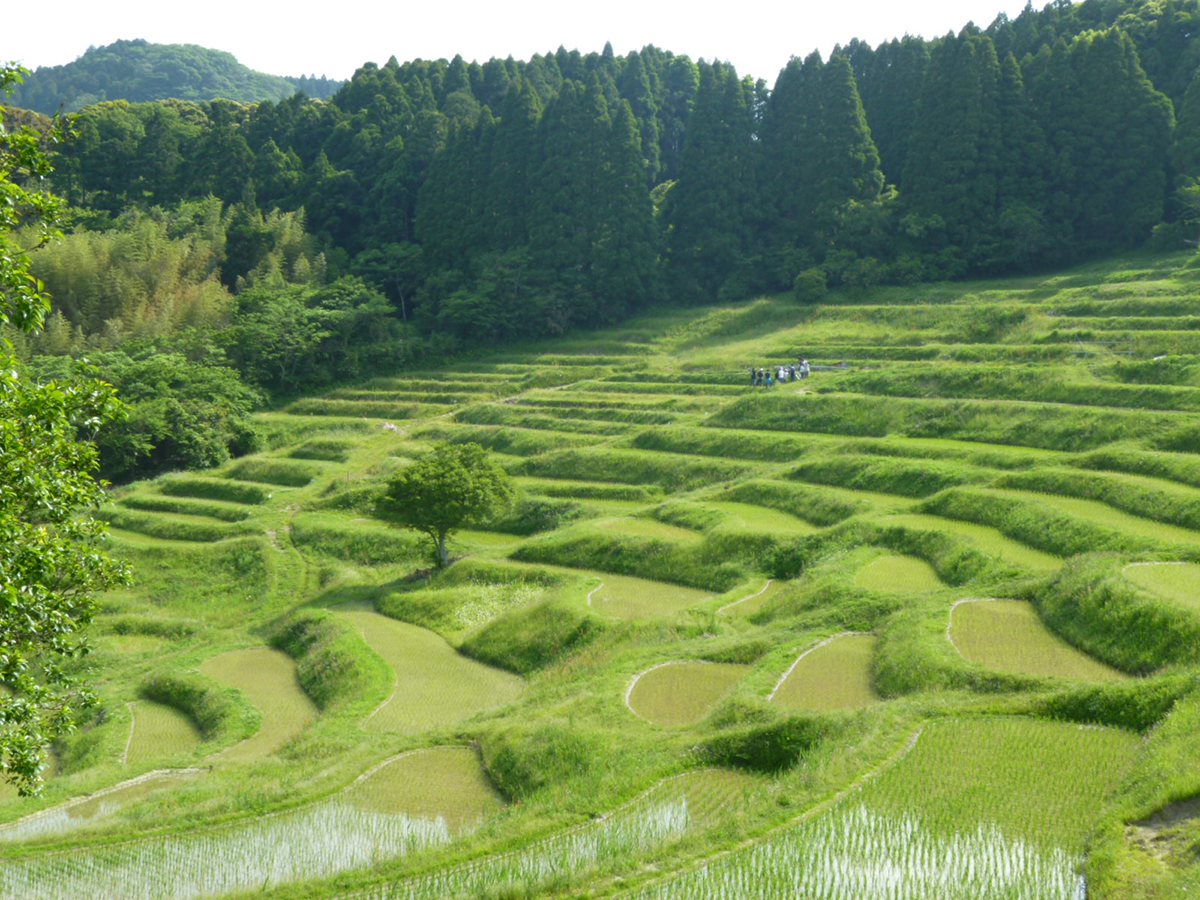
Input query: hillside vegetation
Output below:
<box><xmin>1</xmin><ymin>252</ymin><xmax>1199</xmax><ymax>899</ymax></box>
<box><xmin>7</xmin><ymin>40</ymin><xmax>341</xmax><ymax>113</ymax></box>
<box><xmin>8</xmin><ymin>0</ymin><xmax>1200</xmax><ymax>364</ymax></box>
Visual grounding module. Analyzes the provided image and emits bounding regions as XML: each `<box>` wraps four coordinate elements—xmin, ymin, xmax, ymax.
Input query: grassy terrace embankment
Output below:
<box><xmin>4</xmin><ymin>252</ymin><xmax>1200</xmax><ymax>900</ymax></box>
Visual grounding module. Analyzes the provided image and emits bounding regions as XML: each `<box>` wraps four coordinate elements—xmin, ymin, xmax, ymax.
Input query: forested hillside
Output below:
<box><xmin>7</xmin><ymin>40</ymin><xmax>342</xmax><ymax>113</ymax></box>
<box><xmin>10</xmin><ymin>0</ymin><xmax>1200</xmax><ymax>484</ymax></box>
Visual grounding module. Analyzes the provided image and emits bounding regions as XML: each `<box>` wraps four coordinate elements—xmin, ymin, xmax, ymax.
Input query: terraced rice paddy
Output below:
<box><xmin>124</xmin><ymin>701</ymin><xmax>203</xmax><ymax>765</ymax></box>
<box><xmin>38</xmin><ymin>257</ymin><xmax>1200</xmax><ymax>899</ymax></box>
<box><xmin>347</xmin><ymin>748</ymin><xmax>503</xmax><ymax>831</ymax></box>
<box><xmin>626</xmin><ymin>661</ymin><xmax>748</xmax><ymax>727</ymax></box>
<box><xmin>882</xmin><ymin>514</ymin><xmax>1062</xmax><ymax>571</ymax></box>
<box><xmin>770</xmin><ymin>634</ymin><xmax>878</xmax><ymax>711</ymax></box>
<box><xmin>991</xmin><ymin>488</ymin><xmax>1200</xmax><ymax>547</ymax></box>
<box><xmin>705</xmin><ymin>501</ymin><xmax>817</xmax><ymax>533</ymax></box>
<box><xmin>949</xmin><ymin>600</ymin><xmax>1126</xmax><ymax>681</ymax></box>
<box><xmin>0</xmin><ymin>773</ymin><xmax>199</xmax><ymax>843</ymax></box>
<box><xmin>586</xmin><ymin>574</ymin><xmax>712</xmax><ymax>619</ymax></box>
<box><xmin>594</xmin><ymin>517</ymin><xmax>703</xmax><ymax>542</ymax></box>
<box><xmin>853</xmin><ymin>555</ymin><xmax>943</xmax><ymax>593</ymax></box>
<box><xmin>635</xmin><ymin>768</ymin><xmax>763</xmax><ymax>822</ymax></box>
<box><xmin>336</xmin><ymin>607</ymin><xmax>523</xmax><ymax>733</ymax></box>
<box><xmin>719</xmin><ymin>579</ymin><xmax>783</xmax><ymax>615</ymax></box>
<box><xmin>633</xmin><ymin>718</ymin><xmax>1139</xmax><ymax>900</ymax></box>
<box><xmin>0</xmin><ymin>800</ymin><xmax>453</xmax><ymax>900</ymax></box>
<box><xmin>200</xmin><ymin>648</ymin><xmax>318</xmax><ymax>761</ymax></box>
<box><xmin>1123</xmin><ymin>562</ymin><xmax>1200</xmax><ymax>612</ymax></box>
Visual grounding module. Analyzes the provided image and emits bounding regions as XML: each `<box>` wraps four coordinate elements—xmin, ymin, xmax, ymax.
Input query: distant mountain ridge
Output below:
<box><xmin>8</xmin><ymin>39</ymin><xmax>343</xmax><ymax>113</ymax></box>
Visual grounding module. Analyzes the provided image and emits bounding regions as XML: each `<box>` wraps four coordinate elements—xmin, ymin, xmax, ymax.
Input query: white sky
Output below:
<box><xmin>5</xmin><ymin>1</ymin><xmax>1035</xmax><ymax>86</ymax></box>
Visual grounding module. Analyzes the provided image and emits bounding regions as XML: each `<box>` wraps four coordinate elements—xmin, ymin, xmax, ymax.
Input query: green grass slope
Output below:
<box><xmin>9</xmin><ymin>251</ymin><xmax>1200</xmax><ymax>900</ymax></box>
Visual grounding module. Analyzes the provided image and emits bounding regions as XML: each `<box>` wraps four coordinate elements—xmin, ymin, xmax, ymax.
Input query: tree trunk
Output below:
<box><xmin>435</xmin><ymin>532</ymin><xmax>448</xmax><ymax>568</ymax></box>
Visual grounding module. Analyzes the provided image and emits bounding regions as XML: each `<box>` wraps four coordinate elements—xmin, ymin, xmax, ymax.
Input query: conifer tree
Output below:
<box><xmin>1031</xmin><ymin>28</ymin><xmax>1172</xmax><ymax>250</ymax></box>
<box><xmin>487</xmin><ymin>80</ymin><xmax>541</xmax><ymax>249</ymax></box>
<box><xmin>528</xmin><ymin>80</ymin><xmax>594</xmax><ymax>280</ymax></box>
<box><xmin>902</xmin><ymin>30</ymin><xmax>1003</xmax><ymax>259</ymax></box>
<box><xmin>986</xmin><ymin>51</ymin><xmax>1054</xmax><ymax>268</ymax></box>
<box><xmin>1064</xmin><ymin>28</ymin><xmax>1173</xmax><ymax>248</ymax></box>
<box><xmin>811</xmin><ymin>54</ymin><xmax>883</xmax><ymax>229</ymax></box>
<box><xmin>864</xmin><ymin>36</ymin><xmax>929</xmax><ymax>184</ymax></box>
<box><xmin>758</xmin><ymin>53</ymin><xmax>822</xmax><ymax>263</ymax></box>
<box><xmin>666</xmin><ymin>61</ymin><xmax>756</xmax><ymax>301</ymax></box>
<box><xmin>1172</xmin><ymin>63</ymin><xmax>1200</xmax><ymax>179</ymax></box>
<box><xmin>657</xmin><ymin>55</ymin><xmax>700</xmax><ymax>182</ymax></box>
<box><xmin>591</xmin><ymin>99</ymin><xmax>660</xmax><ymax>315</ymax></box>
<box><xmin>617</xmin><ymin>50</ymin><xmax>662</xmax><ymax>185</ymax></box>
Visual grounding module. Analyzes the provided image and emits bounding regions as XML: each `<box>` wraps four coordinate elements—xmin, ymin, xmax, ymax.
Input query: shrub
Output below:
<box><xmin>700</xmin><ymin>713</ymin><xmax>830</xmax><ymax>773</ymax></box>
<box><xmin>140</xmin><ymin>671</ymin><xmax>258</xmax><ymax>742</ymax></box>
<box><xmin>793</xmin><ymin>267</ymin><xmax>828</xmax><ymax>303</ymax></box>
<box><xmin>459</xmin><ymin>600</ymin><xmax>603</xmax><ymax>673</ymax></box>
<box><xmin>1033</xmin><ymin>555</ymin><xmax>1200</xmax><ymax>673</ymax></box>
<box><xmin>271</xmin><ymin>610</ymin><xmax>381</xmax><ymax>710</ymax></box>
<box><xmin>481</xmin><ymin>723</ymin><xmax>599</xmax><ymax>800</ymax></box>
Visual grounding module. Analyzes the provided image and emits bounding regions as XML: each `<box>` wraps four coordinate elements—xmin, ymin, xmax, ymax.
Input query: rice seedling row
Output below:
<box><xmin>947</xmin><ymin>600</ymin><xmax>1126</xmax><ymax>682</ymax></box>
<box><xmin>199</xmin><ymin>647</ymin><xmax>318</xmax><ymax>762</ymax></box>
<box><xmin>853</xmin><ymin>555</ymin><xmax>944</xmax><ymax>594</ymax></box>
<box><xmin>625</xmin><ymin>661</ymin><xmax>748</xmax><ymax>727</ymax></box>
<box><xmin>336</xmin><ymin>607</ymin><xmax>523</xmax><ymax>734</ymax></box>
<box><xmin>769</xmin><ymin>634</ymin><xmax>878</xmax><ymax>712</ymax></box>
<box><xmin>123</xmin><ymin>700</ymin><xmax>203</xmax><ymax>765</ymax></box>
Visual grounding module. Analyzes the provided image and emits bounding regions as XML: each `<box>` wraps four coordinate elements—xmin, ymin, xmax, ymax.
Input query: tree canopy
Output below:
<box><xmin>6</xmin><ymin>40</ymin><xmax>342</xmax><ymax>115</ymax></box>
<box><xmin>0</xmin><ymin>64</ymin><xmax>129</xmax><ymax>794</ymax></box>
<box><xmin>377</xmin><ymin>442</ymin><xmax>515</xmax><ymax>568</ymax></box>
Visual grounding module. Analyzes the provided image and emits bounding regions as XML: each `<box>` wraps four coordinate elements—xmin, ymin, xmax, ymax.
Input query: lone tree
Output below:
<box><xmin>1</xmin><ymin>63</ymin><xmax>129</xmax><ymax>794</ymax></box>
<box><xmin>378</xmin><ymin>442</ymin><xmax>515</xmax><ymax>568</ymax></box>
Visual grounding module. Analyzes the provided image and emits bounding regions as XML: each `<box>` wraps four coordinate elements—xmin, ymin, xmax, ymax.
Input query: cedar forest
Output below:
<box><xmin>4</xmin><ymin>0</ymin><xmax>1200</xmax><ymax>481</ymax></box>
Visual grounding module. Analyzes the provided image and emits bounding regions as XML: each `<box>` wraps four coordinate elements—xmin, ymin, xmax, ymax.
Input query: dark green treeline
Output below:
<box><xmin>26</xmin><ymin>1</ymin><xmax>1200</xmax><ymax>344</ymax></box>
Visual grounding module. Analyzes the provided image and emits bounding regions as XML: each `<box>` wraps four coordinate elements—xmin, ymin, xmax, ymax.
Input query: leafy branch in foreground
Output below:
<box><xmin>0</xmin><ymin>63</ymin><xmax>129</xmax><ymax>794</ymax></box>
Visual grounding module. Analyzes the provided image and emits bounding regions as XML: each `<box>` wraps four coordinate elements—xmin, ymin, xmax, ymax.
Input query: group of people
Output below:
<box><xmin>749</xmin><ymin>359</ymin><xmax>809</xmax><ymax>387</ymax></box>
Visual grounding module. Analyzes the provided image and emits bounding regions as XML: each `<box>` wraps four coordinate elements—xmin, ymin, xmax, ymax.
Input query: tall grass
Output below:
<box><xmin>919</xmin><ymin>489</ymin><xmax>1150</xmax><ymax>558</ymax></box>
<box><xmin>412</xmin><ymin>424</ymin><xmax>593</xmax><ymax>455</ymax></box>
<box><xmin>119</xmin><ymin>494</ymin><xmax>252</xmax><ymax>522</ymax></box>
<box><xmin>515</xmin><ymin>450</ymin><xmax>747</xmax><ymax>493</ymax></box>
<box><xmin>225</xmin><ymin>458</ymin><xmax>320</xmax><ymax>487</ymax></box>
<box><xmin>833</xmin><ymin>365</ymin><xmax>1200</xmax><ymax>412</ymax></box>
<box><xmin>790</xmin><ymin>455</ymin><xmax>994</xmax><ymax>498</ymax></box>
<box><xmin>710</xmin><ymin>392</ymin><xmax>1200</xmax><ymax>452</ymax></box>
<box><xmin>1035</xmin><ymin>555</ymin><xmax>1200</xmax><ymax>673</ymax></box>
<box><xmin>155</xmin><ymin>477</ymin><xmax>269</xmax><ymax>505</ymax></box>
<box><xmin>102</xmin><ymin>509</ymin><xmax>259</xmax><ymax>542</ymax></box>
<box><xmin>630</xmin><ymin>427</ymin><xmax>812</xmax><ymax>462</ymax></box>
<box><xmin>290</xmin><ymin>515</ymin><xmax>425</xmax><ymax>567</ymax></box>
